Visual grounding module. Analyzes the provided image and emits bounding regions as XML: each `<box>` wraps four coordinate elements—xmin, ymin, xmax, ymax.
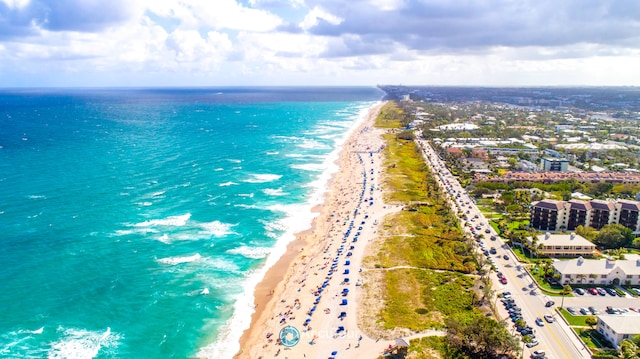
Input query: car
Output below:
<box><xmin>531</xmin><ymin>350</ymin><xmax>546</xmax><ymax>358</ymax></box>
<box><xmin>497</xmin><ymin>272</ymin><xmax>504</xmax><ymax>278</ymax></box>
<box><xmin>596</xmin><ymin>287</ymin><xmax>607</xmax><ymax>296</ymax></box>
<box><xmin>485</xmin><ymin>229</ymin><xmax>491</xmax><ymax>234</ymax></box>
<box><xmin>544</xmin><ymin>314</ymin><xmax>554</xmax><ymax>323</ymax></box>
<box><xmin>545</xmin><ymin>301</ymin><xmax>555</xmax><ymax>307</ymax></box>
<box><xmin>535</xmin><ymin>317</ymin><xmax>544</xmax><ymax>326</ymax></box>
<box><xmin>580</xmin><ymin>307</ymin><xmax>589</xmax><ymax>315</ymax></box>
<box><xmin>500</xmin><ymin>277</ymin><xmax>508</xmax><ymax>284</ymax></box>
<box><xmin>588</xmin><ymin>287</ymin><xmax>598</xmax><ymax>295</ymax></box>
<box><xmin>490</xmin><ymin>235</ymin><xmax>497</xmax><ymax>241</ymax></box>
<box><xmin>589</xmin><ymin>306</ymin><xmax>599</xmax><ymax>315</ymax></box>
<box><xmin>503</xmin><ymin>255</ymin><xmax>509</xmax><ymax>260</ymax></box>
<box><xmin>567</xmin><ymin>307</ymin><xmax>576</xmax><ymax>315</ymax></box>
<box><xmin>632</xmin><ymin>288</ymin><xmax>640</xmax><ymax>296</ymax></box>
<box><xmin>574</xmin><ymin>288</ymin><xmax>585</xmax><ymax>295</ymax></box>
<box><xmin>489</xmin><ymin>247</ymin><xmax>497</xmax><ymax>254</ymax></box>
<box><xmin>525</xmin><ymin>339</ymin><xmax>539</xmax><ymax>348</ymax></box>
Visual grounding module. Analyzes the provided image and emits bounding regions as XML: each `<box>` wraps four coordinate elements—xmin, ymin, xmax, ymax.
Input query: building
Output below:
<box><xmin>529</xmin><ymin>232</ymin><xmax>596</xmax><ymax>258</ymax></box>
<box><xmin>553</xmin><ymin>254</ymin><xmax>640</xmax><ymax>286</ymax></box>
<box><xmin>530</xmin><ymin>199</ymin><xmax>640</xmax><ymax>234</ymax></box>
<box><xmin>530</xmin><ymin>200</ymin><xmax>564</xmax><ymax>231</ymax></box>
<box><xmin>540</xmin><ymin>157</ymin><xmax>569</xmax><ymax>172</ymax></box>
<box><xmin>597</xmin><ymin>314</ymin><xmax>640</xmax><ymax>348</ymax></box>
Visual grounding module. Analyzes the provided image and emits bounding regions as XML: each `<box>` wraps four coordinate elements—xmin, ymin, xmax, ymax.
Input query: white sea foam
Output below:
<box><xmin>262</xmin><ymin>188</ymin><xmax>286</xmax><ymax>196</ymax></box>
<box><xmin>137</xmin><ymin>202</ymin><xmax>153</xmax><ymax>207</ymax></box>
<box><xmin>27</xmin><ymin>195</ymin><xmax>46</xmax><ymax>199</ymax></box>
<box><xmin>114</xmin><ymin>228</ymin><xmax>159</xmax><ymax>236</ymax></box>
<box><xmin>197</xmin><ymin>102</ymin><xmax>380</xmax><ymax>359</ymax></box>
<box><xmin>290</xmin><ymin>163</ymin><xmax>325</xmax><ymax>172</ymax></box>
<box><xmin>48</xmin><ymin>327</ymin><xmax>120</xmax><ymax>359</ymax></box>
<box><xmin>227</xmin><ymin>159</ymin><xmax>242</xmax><ymax>163</ymax></box>
<box><xmin>265</xmin><ymin>151</ymin><xmax>279</xmax><ymax>155</ymax></box>
<box><xmin>234</xmin><ymin>204</ymin><xmax>259</xmax><ymax>209</ymax></box>
<box><xmin>150</xmin><ymin>191</ymin><xmax>165</xmax><ymax>197</ymax></box>
<box><xmin>156</xmin><ymin>253</ymin><xmax>202</xmax><ymax>265</ymax></box>
<box><xmin>218</xmin><ymin>181</ymin><xmax>238</xmax><ymax>187</ymax></box>
<box><xmin>134</xmin><ymin>213</ymin><xmax>191</xmax><ymax>227</ymax></box>
<box><xmin>242</xmin><ymin>174</ymin><xmax>282</xmax><ymax>183</ymax></box>
<box><xmin>237</xmin><ymin>193</ymin><xmax>254</xmax><ymax>198</ymax></box>
<box><xmin>226</xmin><ymin>246</ymin><xmax>271</xmax><ymax>259</ymax></box>
<box><xmin>297</xmin><ymin>138</ymin><xmax>330</xmax><ymax>149</ymax></box>
<box><xmin>214</xmin><ymin>168</ymin><xmax>224</xmax><ymax>171</ymax></box>
<box><xmin>198</xmin><ymin>220</ymin><xmax>235</xmax><ymax>237</ymax></box>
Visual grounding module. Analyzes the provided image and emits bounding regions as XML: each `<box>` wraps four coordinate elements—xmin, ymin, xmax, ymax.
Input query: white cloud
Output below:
<box><xmin>0</xmin><ymin>0</ymin><xmax>30</xmax><ymax>9</ymax></box>
<box><xmin>299</xmin><ymin>6</ymin><xmax>343</xmax><ymax>31</ymax></box>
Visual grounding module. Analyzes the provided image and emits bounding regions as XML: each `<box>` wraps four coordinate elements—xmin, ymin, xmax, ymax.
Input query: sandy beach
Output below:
<box><xmin>234</xmin><ymin>102</ymin><xmax>404</xmax><ymax>359</ymax></box>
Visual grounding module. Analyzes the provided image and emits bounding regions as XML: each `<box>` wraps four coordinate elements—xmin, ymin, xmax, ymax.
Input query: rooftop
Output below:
<box><xmin>535</xmin><ymin>233</ymin><xmax>595</xmax><ymax>248</ymax></box>
<box><xmin>554</xmin><ymin>254</ymin><xmax>640</xmax><ymax>276</ymax></box>
<box><xmin>598</xmin><ymin>313</ymin><xmax>640</xmax><ymax>335</ymax></box>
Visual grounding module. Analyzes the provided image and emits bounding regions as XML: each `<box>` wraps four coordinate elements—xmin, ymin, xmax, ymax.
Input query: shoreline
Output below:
<box><xmin>233</xmin><ymin>101</ymin><xmax>399</xmax><ymax>359</ymax></box>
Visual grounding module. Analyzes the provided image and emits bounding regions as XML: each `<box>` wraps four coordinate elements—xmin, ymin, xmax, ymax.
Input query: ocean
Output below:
<box><xmin>0</xmin><ymin>87</ymin><xmax>383</xmax><ymax>358</ymax></box>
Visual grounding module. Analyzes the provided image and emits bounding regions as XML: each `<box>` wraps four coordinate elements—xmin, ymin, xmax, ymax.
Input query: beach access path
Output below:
<box><xmin>234</xmin><ymin>102</ymin><xmax>413</xmax><ymax>359</ymax></box>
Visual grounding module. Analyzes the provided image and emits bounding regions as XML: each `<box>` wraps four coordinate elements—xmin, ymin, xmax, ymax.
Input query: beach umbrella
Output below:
<box><xmin>331</xmin><ymin>351</ymin><xmax>338</xmax><ymax>355</ymax></box>
<box><xmin>345</xmin><ymin>261</ymin><xmax>350</xmax><ymax>265</ymax></box>
<box><xmin>343</xmin><ymin>269</ymin><xmax>349</xmax><ymax>274</ymax></box>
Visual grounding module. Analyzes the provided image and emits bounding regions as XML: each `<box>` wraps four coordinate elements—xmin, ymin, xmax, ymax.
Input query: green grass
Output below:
<box><xmin>529</xmin><ymin>269</ymin><xmax>566</xmax><ymax>294</ymax></box>
<box><xmin>558</xmin><ymin>308</ymin><xmax>589</xmax><ymax>326</ymax></box>
<box><xmin>381</xmin><ymin>269</ymin><xmax>477</xmax><ymax>330</ymax></box>
<box><xmin>578</xmin><ymin>328</ymin><xmax>612</xmax><ymax>349</ymax></box>
<box><xmin>374</xmin><ymin>102</ymin><xmax>405</xmax><ymax>129</ymax></box>
<box><xmin>409</xmin><ymin>336</ymin><xmax>469</xmax><ymax>359</ymax></box>
<box><xmin>382</xmin><ymin>133</ymin><xmax>429</xmax><ymax>202</ymax></box>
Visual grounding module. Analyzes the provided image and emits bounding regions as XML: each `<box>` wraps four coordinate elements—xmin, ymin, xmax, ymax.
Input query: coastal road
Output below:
<box><xmin>416</xmin><ymin>137</ymin><xmax>590</xmax><ymax>359</ymax></box>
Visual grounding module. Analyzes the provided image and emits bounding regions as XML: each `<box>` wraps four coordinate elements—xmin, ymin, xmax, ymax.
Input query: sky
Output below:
<box><xmin>0</xmin><ymin>0</ymin><xmax>639</xmax><ymax>87</ymax></box>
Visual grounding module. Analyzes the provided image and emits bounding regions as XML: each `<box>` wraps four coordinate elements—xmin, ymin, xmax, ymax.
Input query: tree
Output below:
<box><xmin>585</xmin><ymin>316</ymin><xmax>597</xmax><ymax>329</ymax></box>
<box><xmin>595</xmin><ymin>224</ymin><xmax>635</xmax><ymax>249</ymax></box>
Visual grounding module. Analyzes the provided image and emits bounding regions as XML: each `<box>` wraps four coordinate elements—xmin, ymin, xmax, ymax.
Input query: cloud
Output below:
<box><xmin>304</xmin><ymin>0</ymin><xmax>640</xmax><ymax>57</ymax></box>
<box><xmin>0</xmin><ymin>0</ymin><xmax>139</xmax><ymax>38</ymax></box>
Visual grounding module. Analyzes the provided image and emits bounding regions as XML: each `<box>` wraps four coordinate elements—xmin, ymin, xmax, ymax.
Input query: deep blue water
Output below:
<box><xmin>0</xmin><ymin>87</ymin><xmax>383</xmax><ymax>358</ymax></box>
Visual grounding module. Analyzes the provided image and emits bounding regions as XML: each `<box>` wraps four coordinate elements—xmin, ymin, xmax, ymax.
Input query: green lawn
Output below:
<box><xmin>578</xmin><ymin>328</ymin><xmax>613</xmax><ymax>349</ymax></box>
<box><xmin>558</xmin><ymin>308</ymin><xmax>588</xmax><ymax>326</ymax></box>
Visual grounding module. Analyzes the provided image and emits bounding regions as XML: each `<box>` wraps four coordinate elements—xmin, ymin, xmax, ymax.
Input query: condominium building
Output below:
<box><xmin>540</xmin><ymin>157</ymin><xmax>569</xmax><ymax>172</ymax></box>
<box><xmin>530</xmin><ymin>199</ymin><xmax>640</xmax><ymax>234</ymax></box>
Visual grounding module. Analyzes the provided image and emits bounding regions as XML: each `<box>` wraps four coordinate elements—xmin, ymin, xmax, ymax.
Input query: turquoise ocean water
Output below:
<box><xmin>0</xmin><ymin>87</ymin><xmax>383</xmax><ymax>358</ymax></box>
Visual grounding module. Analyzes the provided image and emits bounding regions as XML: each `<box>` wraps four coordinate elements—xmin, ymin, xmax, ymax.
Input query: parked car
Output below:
<box><xmin>490</xmin><ymin>235</ymin><xmax>497</xmax><ymax>241</ymax></box>
<box><xmin>588</xmin><ymin>287</ymin><xmax>598</xmax><ymax>295</ymax></box>
<box><xmin>580</xmin><ymin>307</ymin><xmax>589</xmax><ymax>315</ymax></box>
<box><xmin>606</xmin><ymin>288</ymin><xmax>618</xmax><ymax>296</ymax></box>
<box><xmin>596</xmin><ymin>287</ymin><xmax>607</xmax><ymax>296</ymax></box>
<box><xmin>589</xmin><ymin>306</ymin><xmax>599</xmax><ymax>315</ymax></box>
<box><xmin>544</xmin><ymin>314</ymin><xmax>554</xmax><ymax>323</ymax></box>
<box><xmin>531</xmin><ymin>350</ymin><xmax>546</xmax><ymax>358</ymax></box>
<box><xmin>526</xmin><ymin>339</ymin><xmax>539</xmax><ymax>348</ymax></box>
<box><xmin>503</xmin><ymin>255</ymin><xmax>509</xmax><ymax>260</ymax></box>
<box><xmin>567</xmin><ymin>307</ymin><xmax>576</xmax><ymax>315</ymax></box>
<box><xmin>574</xmin><ymin>288</ymin><xmax>585</xmax><ymax>295</ymax></box>
<box><xmin>490</xmin><ymin>247</ymin><xmax>497</xmax><ymax>254</ymax></box>
<box><xmin>545</xmin><ymin>301</ymin><xmax>555</xmax><ymax>307</ymax></box>
<box><xmin>500</xmin><ymin>277</ymin><xmax>508</xmax><ymax>284</ymax></box>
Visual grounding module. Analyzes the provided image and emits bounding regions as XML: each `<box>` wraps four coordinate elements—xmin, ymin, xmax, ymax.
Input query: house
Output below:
<box><xmin>597</xmin><ymin>314</ymin><xmax>640</xmax><ymax>348</ymax></box>
<box><xmin>529</xmin><ymin>232</ymin><xmax>596</xmax><ymax>258</ymax></box>
<box><xmin>553</xmin><ymin>254</ymin><xmax>640</xmax><ymax>286</ymax></box>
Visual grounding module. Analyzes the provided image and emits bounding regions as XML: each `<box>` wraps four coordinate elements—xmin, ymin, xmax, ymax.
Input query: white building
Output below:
<box><xmin>553</xmin><ymin>254</ymin><xmax>640</xmax><ymax>286</ymax></box>
<box><xmin>529</xmin><ymin>232</ymin><xmax>596</xmax><ymax>258</ymax></box>
<box><xmin>597</xmin><ymin>314</ymin><xmax>640</xmax><ymax>348</ymax></box>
